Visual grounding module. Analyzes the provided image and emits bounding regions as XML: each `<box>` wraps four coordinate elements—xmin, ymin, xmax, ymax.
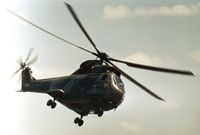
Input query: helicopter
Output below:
<box><xmin>9</xmin><ymin>3</ymin><xmax>194</xmax><ymax>126</ymax></box>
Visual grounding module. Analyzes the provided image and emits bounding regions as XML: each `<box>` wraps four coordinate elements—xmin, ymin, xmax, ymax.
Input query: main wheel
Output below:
<box><xmin>78</xmin><ymin>119</ymin><xmax>84</xmax><ymax>126</ymax></box>
<box><xmin>74</xmin><ymin>117</ymin><xmax>79</xmax><ymax>124</ymax></box>
<box><xmin>51</xmin><ymin>102</ymin><xmax>57</xmax><ymax>109</ymax></box>
<box><xmin>47</xmin><ymin>99</ymin><xmax>53</xmax><ymax>106</ymax></box>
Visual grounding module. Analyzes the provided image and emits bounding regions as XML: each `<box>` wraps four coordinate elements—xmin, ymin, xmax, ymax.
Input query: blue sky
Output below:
<box><xmin>0</xmin><ymin>0</ymin><xmax>200</xmax><ymax>135</ymax></box>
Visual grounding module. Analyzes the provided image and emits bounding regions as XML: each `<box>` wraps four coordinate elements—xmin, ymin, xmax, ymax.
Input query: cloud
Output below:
<box><xmin>121</xmin><ymin>121</ymin><xmax>143</xmax><ymax>133</ymax></box>
<box><xmin>103</xmin><ymin>5</ymin><xmax>132</xmax><ymax>19</ymax></box>
<box><xmin>124</xmin><ymin>52</ymin><xmax>177</xmax><ymax>67</ymax></box>
<box><xmin>186</xmin><ymin>50</ymin><xmax>200</xmax><ymax>63</ymax></box>
<box><xmin>103</xmin><ymin>3</ymin><xmax>200</xmax><ymax>19</ymax></box>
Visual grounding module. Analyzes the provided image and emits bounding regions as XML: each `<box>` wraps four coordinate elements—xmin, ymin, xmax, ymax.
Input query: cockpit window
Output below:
<box><xmin>112</xmin><ymin>74</ymin><xmax>124</xmax><ymax>91</ymax></box>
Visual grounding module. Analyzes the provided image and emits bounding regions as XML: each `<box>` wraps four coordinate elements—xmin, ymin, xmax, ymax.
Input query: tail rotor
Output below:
<box><xmin>12</xmin><ymin>48</ymin><xmax>38</xmax><ymax>82</ymax></box>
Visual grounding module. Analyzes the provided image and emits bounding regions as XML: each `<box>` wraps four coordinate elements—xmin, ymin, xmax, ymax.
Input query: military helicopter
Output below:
<box><xmin>9</xmin><ymin>3</ymin><xmax>194</xmax><ymax>126</ymax></box>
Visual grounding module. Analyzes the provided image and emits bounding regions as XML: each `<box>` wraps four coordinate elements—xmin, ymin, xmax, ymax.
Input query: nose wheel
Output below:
<box><xmin>74</xmin><ymin>116</ymin><xmax>84</xmax><ymax>126</ymax></box>
<box><xmin>97</xmin><ymin>110</ymin><xmax>104</xmax><ymax>117</ymax></box>
<box><xmin>95</xmin><ymin>107</ymin><xmax>104</xmax><ymax>117</ymax></box>
<box><xmin>47</xmin><ymin>99</ymin><xmax>57</xmax><ymax>109</ymax></box>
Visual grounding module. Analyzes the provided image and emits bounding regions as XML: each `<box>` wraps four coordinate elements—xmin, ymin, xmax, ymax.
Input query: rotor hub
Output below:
<box><xmin>12</xmin><ymin>48</ymin><xmax>38</xmax><ymax>79</ymax></box>
<box><xmin>20</xmin><ymin>63</ymin><xmax>26</xmax><ymax>69</ymax></box>
<box><xmin>99</xmin><ymin>52</ymin><xmax>109</xmax><ymax>60</ymax></box>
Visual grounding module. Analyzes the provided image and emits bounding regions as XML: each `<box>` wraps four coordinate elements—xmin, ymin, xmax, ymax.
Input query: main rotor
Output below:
<box><xmin>8</xmin><ymin>2</ymin><xmax>195</xmax><ymax>101</ymax></box>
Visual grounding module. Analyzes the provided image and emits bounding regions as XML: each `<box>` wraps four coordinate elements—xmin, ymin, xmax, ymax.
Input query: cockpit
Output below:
<box><xmin>112</xmin><ymin>74</ymin><xmax>124</xmax><ymax>92</ymax></box>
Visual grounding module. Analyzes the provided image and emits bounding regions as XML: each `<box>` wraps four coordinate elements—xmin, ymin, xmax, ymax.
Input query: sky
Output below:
<box><xmin>0</xmin><ymin>0</ymin><xmax>200</xmax><ymax>135</ymax></box>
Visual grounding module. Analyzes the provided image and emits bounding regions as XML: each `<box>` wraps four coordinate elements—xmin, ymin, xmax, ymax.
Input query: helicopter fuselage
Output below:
<box><xmin>22</xmin><ymin>61</ymin><xmax>125</xmax><ymax>117</ymax></box>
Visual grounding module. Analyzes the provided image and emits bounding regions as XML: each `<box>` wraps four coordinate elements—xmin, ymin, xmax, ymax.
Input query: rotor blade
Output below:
<box><xmin>7</xmin><ymin>9</ymin><xmax>98</xmax><ymax>57</ymax></box>
<box><xmin>64</xmin><ymin>2</ymin><xmax>101</xmax><ymax>55</ymax></box>
<box><xmin>25</xmin><ymin>48</ymin><xmax>34</xmax><ymax>64</ymax></box>
<box><xmin>107</xmin><ymin>60</ymin><xmax>165</xmax><ymax>101</ymax></box>
<box><xmin>27</xmin><ymin>55</ymin><xmax>38</xmax><ymax>66</ymax></box>
<box><xmin>16</xmin><ymin>56</ymin><xmax>23</xmax><ymax>65</ymax></box>
<box><xmin>108</xmin><ymin>57</ymin><xmax>194</xmax><ymax>76</ymax></box>
<box><xmin>11</xmin><ymin>69</ymin><xmax>21</xmax><ymax>78</ymax></box>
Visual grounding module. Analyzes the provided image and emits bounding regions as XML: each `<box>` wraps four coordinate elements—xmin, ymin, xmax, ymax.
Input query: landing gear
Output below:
<box><xmin>74</xmin><ymin>116</ymin><xmax>84</xmax><ymax>126</ymax></box>
<box><xmin>97</xmin><ymin>110</ymin><xmax>104</xmax><ymax>117</ymax></box>
<box><xmin>47</xmin><ymin>99</ymin><xmax>57</xmax><ymax>109</ymax></box>
<box><xmin>96</xmin><ymin>107</ymin><xmax>104</xmax><ymax>117</ymax></box>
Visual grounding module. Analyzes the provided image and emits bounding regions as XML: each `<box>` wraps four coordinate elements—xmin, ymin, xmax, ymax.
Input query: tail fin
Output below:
<box><xmin>21</xmin><ymin>67</ymin><xmax>33</xmax><ymax>91</ymax></box>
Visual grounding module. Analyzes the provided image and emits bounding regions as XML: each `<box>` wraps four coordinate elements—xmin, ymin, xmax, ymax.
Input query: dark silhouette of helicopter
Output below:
<box><xmin>9</xmin><ymin>3</ymin><xmax>194</xmax><ymax>126</ymax></box>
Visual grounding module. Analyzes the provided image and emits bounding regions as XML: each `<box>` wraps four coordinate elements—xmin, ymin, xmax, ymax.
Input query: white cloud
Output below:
<box><xmin>103</xmin><ymin>3</ymin><xmax>200</xmax><ymax>19</ymax></box>
<box><xmin>186</xmin><ymin>50</ymin><xmax>200</xmax><ymax>63</ymax></box>
<box><xmin>121</xmin><ymin>121</ymin><xmax>143</xmax><ymax>133</ymax></box>
<box><xmin>124</xmin><ymin>52</ymin><xmax>177</xmax><ymax>67</ymax></box>
<box><xmin>103</xmin><ymin>5</ymin><xmax>132</xmax><ymax>19</ymax></box>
